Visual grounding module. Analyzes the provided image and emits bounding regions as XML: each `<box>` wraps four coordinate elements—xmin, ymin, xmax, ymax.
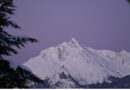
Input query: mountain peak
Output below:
<box><xmin>69</xmin><ymin>37</ymin><xmax>79</xmax><ymax>44</ymax></box>
<box><xmin>71</xmin><ymin>37</ymin><xmax>78</xmax><ymax>43</ymax></box>
<box><xmin>39</xmin><ymin>38</ymin><xmax>82</xmax><ymax>57</ymax></box>
<box><xmin>67</xmin><ymin>37</ymin><xmax>82</xmax><ymax>50</ymax></box>
<box><xmin>55</xmin><ymin>37</ymin><xmax>82</xmax><ymax>51</ymax></box>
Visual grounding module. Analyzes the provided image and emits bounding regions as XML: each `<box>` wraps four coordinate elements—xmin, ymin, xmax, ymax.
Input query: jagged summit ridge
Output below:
<box><xmin>40</xmin><ymin>38</ymin><xmax>83</xmax><ymax>58</ymax></box>
<box><xmin>24</xmin><ymin>38</ymin><xmax>130</xmax><ymax>88</ymax></box>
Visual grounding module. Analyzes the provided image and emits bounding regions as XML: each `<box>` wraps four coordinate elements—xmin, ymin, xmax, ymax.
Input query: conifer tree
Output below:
<box><xmin>0</xmin><ymin>0</ymin><xmax>44</xmax><ymax>88</ymax></box>
<box><xmin>0</xmin><ymin>0</ymin><xmax>38</xmax><ymax>58</ymax></box>
<box><xmin>128</xmin><ymin>0</ymin><xmax>130</xmax><ymax>3</ymax></box>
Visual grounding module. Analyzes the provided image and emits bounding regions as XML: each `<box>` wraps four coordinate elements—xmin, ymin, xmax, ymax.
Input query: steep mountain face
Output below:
<box><xmin>0</xmin><ymin>59</ymin><xmax>43</xmax><ymax>88</ymax></box>
<box><xmin>23</xmin><ymin>38</ymin><xmax>130</xmax><ymax>88</ymax></box>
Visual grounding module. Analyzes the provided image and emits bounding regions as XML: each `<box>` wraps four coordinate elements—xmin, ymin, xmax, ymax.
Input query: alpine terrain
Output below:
<box><xmin>24</xmin><ymin>38</ymin><xmax>130</xmax><ymax>88</ymax></box>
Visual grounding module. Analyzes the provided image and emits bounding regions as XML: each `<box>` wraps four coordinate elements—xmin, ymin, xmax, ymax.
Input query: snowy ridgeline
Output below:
<box><xmin>23</xmin><ymin>38</ymin><xmax>130</xmax><ymax>88</ymax></box>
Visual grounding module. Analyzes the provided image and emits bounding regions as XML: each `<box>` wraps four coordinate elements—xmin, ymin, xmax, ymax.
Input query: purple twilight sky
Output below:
<box><xmin>6</xmin><ymin>0</ymin><xmax>130</xmax><ymax>64</ymax></box>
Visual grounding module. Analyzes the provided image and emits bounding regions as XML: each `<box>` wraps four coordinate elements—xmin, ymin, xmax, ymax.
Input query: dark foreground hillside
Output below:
<box><xmin>0</xmin><ymin>59</ymin><xmax>44</xmax><ymax>88</ymax></box>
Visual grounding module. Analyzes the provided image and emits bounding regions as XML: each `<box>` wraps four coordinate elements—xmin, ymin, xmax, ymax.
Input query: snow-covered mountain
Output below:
<box><xmin>23</xmin><ymin>38</ymin><xmax>130</xmax><ymax>88</ymax></box>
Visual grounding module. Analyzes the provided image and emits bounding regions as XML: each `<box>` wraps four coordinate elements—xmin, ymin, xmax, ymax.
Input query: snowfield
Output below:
<box><xmin>23</xmin><ymin>38</ymin><xmax>130</xmax><ymax>88</ymax></box>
